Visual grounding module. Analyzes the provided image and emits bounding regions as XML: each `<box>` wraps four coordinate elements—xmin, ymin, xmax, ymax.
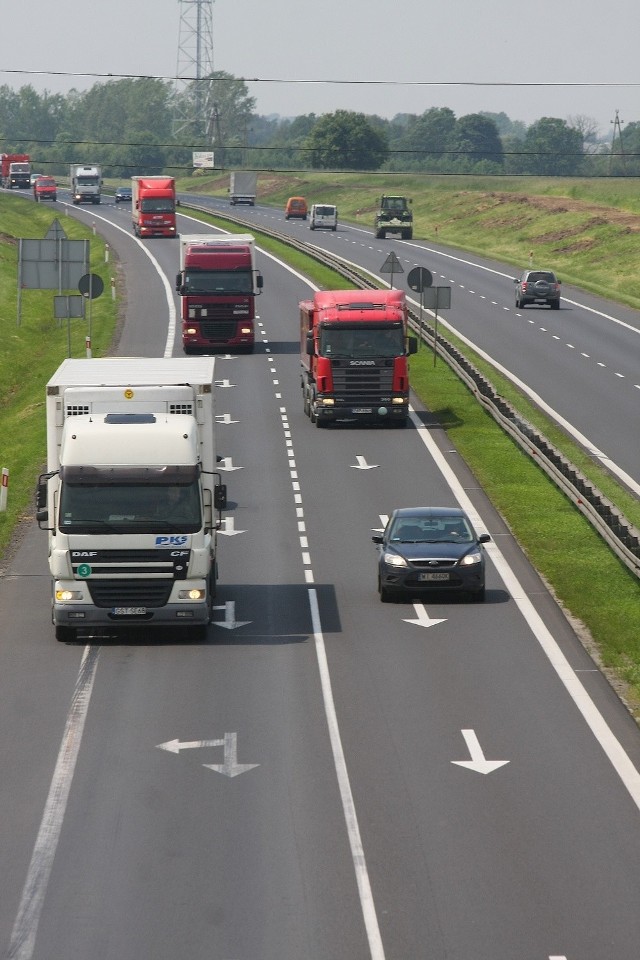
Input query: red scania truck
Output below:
<box><xmin>300</xmin><ymin>289</ymin><xmax>417</xmax><ymax>427</ymax></box>
<box><xmin>175</xmin><ymin>234</ymin><xmax>263</xmax><ymax>354</ymax></box>
<box><xmin>1</xmin><ymin>153</ymin><xmax>31</xmax><ymax>189</ymax></box>
<box><xmin>131</xmin><ymin>176</ymin><xmax>177</xmax><ymax>238</ymax></box>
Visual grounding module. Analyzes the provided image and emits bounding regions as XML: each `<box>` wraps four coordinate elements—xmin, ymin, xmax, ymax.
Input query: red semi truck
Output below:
<box><xmin>300</xmin><ymin>288</ymin><xmax>417</xmax><ymax>427</ymax></box>
<box><xmin>175</xmin><ymin>234</ymin><xmax>263</xmax><ymax>354</ymax></box>
<box><xmin>131</xmin><ymin>176</ymin><xmax>177</xmax><ymax>238</ymax></box>
<box><xmin>1</xmin><ymin>153</ymin><xmax>31</xmax><ymax>189</ymax></box>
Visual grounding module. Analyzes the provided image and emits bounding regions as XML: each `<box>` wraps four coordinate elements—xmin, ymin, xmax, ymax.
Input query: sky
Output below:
<box><xmin>1</xmin><ymin>0</ymin><xmax>638</xmax><ymax>139</ymax></box>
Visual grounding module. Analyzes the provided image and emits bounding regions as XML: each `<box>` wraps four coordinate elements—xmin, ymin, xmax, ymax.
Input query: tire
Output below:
<box><xmin>55</xmin><ymin>625</ymin><xmax>77</xmax><ymax>642</ymax></box>
<box><xmin>470</xmin><ymin>586</ymin><xmax>485</xmax><ymax>603</ymax></box>
<box><xmin>551</xmin><ymin>300</ymin><xmax>560</xmax><ymax>310</ymax></box>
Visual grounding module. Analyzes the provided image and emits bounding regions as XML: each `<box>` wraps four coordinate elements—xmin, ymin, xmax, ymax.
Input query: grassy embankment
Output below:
<box><xmin>1</xmin><ymin>177</ymin><xmax>639</xmax><ymax>714</ymax></box>
<box><xmin>0</xmin><ymin>195</ymin><xmax>117</xmax><ymax>558</ymax></box>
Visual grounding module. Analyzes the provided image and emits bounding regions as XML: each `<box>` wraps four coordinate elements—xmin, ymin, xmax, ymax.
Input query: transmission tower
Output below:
<box><xmin>609</xmin><ymin>110</ymin><xmax>626</xmax><ymax>175</ymax></box>
<box><xmin>172</xmin><ymin>0</ymin><xmax>216</xmax><ymax>141</ymax></box>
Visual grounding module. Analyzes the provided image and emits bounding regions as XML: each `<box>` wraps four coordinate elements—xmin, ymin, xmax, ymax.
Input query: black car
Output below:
<box><xmin>514</xmin><ymin>269</ymin><xmax>561</xmax><ymax>309</ymax></box>
<box><xmin>115</xmin><ymin>186</ymin><xmax>132</xmax><ymax>203</ymax></box>
<box><xmin>373</xmin><ymin>506</ymin><xmax>490</xmax><ymax>603</ymax></box>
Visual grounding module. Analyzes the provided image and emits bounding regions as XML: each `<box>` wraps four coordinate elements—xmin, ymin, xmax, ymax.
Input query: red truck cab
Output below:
<box><xmin>176</xmin><ymin>234</ymin><xmax>263</xmax><ymax>354</ymax></box>
<box><xmin>131</xmin><ymin>176</ymin><xmax>177</xmax><ymax>238</ymax></box>
<box><xmin>33</xmin><ymin>176</ymin><xmax>57</xmax><ymax>201</ymax></box>
<box><xmin>300</xmin><ymin>289</ymin><xmax>417</xmax><ymax>426</ymax></box>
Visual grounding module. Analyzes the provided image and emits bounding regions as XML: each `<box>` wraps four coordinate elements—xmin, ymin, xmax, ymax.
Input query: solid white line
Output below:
<box><xmin>307</xmin><ymin>588</ymin><xmax>386</xmax><ymax>960</ymax></box>
<box><xmin>410</xmin><ymin>408</ymin><xmax>640</xmax><ymax>812</ymax></box>
<box><xmin>8</xmin><ymin>645</ymin><xmax>101</xmax><ymax>960</ymax></box>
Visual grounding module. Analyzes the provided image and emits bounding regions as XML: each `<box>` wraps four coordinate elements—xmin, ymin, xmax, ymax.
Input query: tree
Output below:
<box><xmin>521</xmin><ymin>117</ymin><xmax>584</xmax><ymax>176</ymax></box>
<box><xmin>454</xmin><ymin>114</ymin><xmax>504</xmax><ymax>168</ymax></box>
<box><xmin>304</xmin><ymin>111</ymin><xmax>388</xmax><ymax>170</ymax></box>
<box><xmin>398</xmin><ymin>107</ymin><xmax>457</xmax><ymax>170</ymax></box>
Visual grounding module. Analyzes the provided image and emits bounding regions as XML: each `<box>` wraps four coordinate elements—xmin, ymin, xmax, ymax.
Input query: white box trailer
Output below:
<box><xmin>229</xmin><ymin>171</ymin><xmax>257</xmax><ymax>205</ymax></box>
<box><xmin>37</xmin><ymin>357</ymin><xmax>226</xmax><ymax>642</ymax></box>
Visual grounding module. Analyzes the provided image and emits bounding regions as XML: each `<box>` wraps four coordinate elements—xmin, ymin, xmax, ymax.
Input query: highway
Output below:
<box><xmin>1</xmin><ymin>191</ymin><xmax>640</xmax><ymax>960</ymax></box>
<box><xmin>189</xmin><ymin>194</ymin><xmax>640</xmax><ymax>494</ymax></box>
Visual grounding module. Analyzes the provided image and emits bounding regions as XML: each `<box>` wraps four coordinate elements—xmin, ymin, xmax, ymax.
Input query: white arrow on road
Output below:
<box><xmin>218</xmin><ymin>457</ymin><xmax>243</xmax><ymax>472</ymax></box>
<box><xmin>203</xmin><ymin>732</ymin><xmax>260</xmax><ymax>778</ymax></box>
<box><xmin>157</xmin><ymin>738</ymin><xmax>223</xmax><ymax>754</ymax></box>
<box><xmin>213</xmin><ymin>600</ymin><xmax>251</xmax><ymax>630</ymax></box>
<box><xmin>215</xmin><ymin>378</ymin><xmax>236</xmax><ymax>389</ymax></box>
<box><xmin>216</xmin><ymin>413</ymin><xmax>239</xmax><ymax>425</ymax></box>
<box><xmin>451</xmin><ymin>729</ymin><xmax>510</xmax><ymax>775</ymax></box>
<box><xmin>402</xmin><ymin>602</ymin><xmax>447</xmax><ymax>629</ymax></box>
<box><xmin>219</xmin><ymin>517</ymin><xmax>246</xmax><ymax>537</ymax></box>
<box><xmin>351</xmin><ymin>455</ymin><xmax>378</xmax><ymax>470</ymax></box>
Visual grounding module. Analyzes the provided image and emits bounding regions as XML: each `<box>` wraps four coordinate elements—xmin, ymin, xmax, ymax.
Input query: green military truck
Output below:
<box><xmin>374</xmin><ymin>195</ymin><xmax>413</xmax><ymax>240</ymax></box>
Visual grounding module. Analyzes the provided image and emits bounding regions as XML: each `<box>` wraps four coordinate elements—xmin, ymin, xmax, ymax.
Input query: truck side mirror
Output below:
<box><xmin>256</xmin><ymin>274</ymin><xmax>263</xmax><ymax>290</ymax></box>
<box><xmin>214</xmin><ymin>483</ymin><xmax>227</xmax><ymax>512</ymax></box>
<box><xmin>306</xmin><ymin>332</ymin><xmax>314</xmax><ymax>355</ymax></box>
<box><xmin>175</xmin><ymin>274</ymin><xmax>182</xmax><ymax>293</ymax></box>
<box><xmin>407</xmin><ymin>336</ymin><xmax>418</xmax><ymax>355</ymax></box>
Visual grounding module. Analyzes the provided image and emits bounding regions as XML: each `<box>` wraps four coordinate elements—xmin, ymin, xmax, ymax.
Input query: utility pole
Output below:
<box><xmin>609</xmin><ymin>110</ymin><xmax>626</xmax><ymax>176</ymax></box>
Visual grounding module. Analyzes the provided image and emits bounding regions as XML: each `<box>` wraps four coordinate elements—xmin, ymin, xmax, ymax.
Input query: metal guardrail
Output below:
<box><xmin>182</xmin><ymin>201</ymin><xmax>640</xmax><ymax>579</ymax></box>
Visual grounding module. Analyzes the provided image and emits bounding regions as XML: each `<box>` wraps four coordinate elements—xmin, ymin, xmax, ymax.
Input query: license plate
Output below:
<box><xmin>352</xmin><ymin>408</ymin><xmax>372</xmax><ymax>414</ymax></box>
<box><xmin>419</xmin><ymin>572</ymin><xmax>450</xmax><ymax>582</ymax></box>
<box><xmin>112</xmin><ymin>606</ymin><xmax>147</xmax><ymax>616</ymax></box>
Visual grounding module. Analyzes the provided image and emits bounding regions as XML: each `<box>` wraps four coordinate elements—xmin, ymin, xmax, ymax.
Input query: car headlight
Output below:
<box><xmin>459</xmin><ymin>550</ymin><xmax>482</xmax><ymax>566</ymax></box>
<box><xmin>383</xmin><ymin>551</ymin><xmax>408</xmax><ymax>568</ymax></box>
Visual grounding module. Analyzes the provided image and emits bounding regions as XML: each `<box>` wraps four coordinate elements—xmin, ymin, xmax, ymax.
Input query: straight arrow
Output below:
<box><xmin>213</xmin><ymin>600</ymin><xmax>251</xmax><ymax>630</ymax></box>
<box><xmin>156</xmin><ymin>738</ymin><xmax>223</xmax><ymax>754</ymax></box>
<box><xmin>203</xmin><ymin>732</ymin><xmax>259</xmax><ymax>778</ymax></box>
<box><xmin>351</xmin><ymin>455</ymin><xmax>378</xmax><ymax>470</ymax></box>
<box><xmin>403</xmin><ymin>602</ymin><xmax>447</xmax><ymax>629</ymax></box>
<box><xmin>451</xmin><ymin>729</ymin><xmax>510</xmax><ymax>775</ymax></box>
<box><xmin>215</xmin><ymin>379</ymin><xmax>236</xmax><ymax>389</ymax></box>
<box><xmin>218</xmin><ymin>457</ymin><xmax>243</xmax><ymax>472</ymax></box>
<box><xmin>216</xmin><ymin>413</ymin><xmax>239</xmax><ymax>425</ymax></box>
<box><xmin>219</xmin><ymin>517</ymin><xmax>246</xmax><ymax>537</ymax></box>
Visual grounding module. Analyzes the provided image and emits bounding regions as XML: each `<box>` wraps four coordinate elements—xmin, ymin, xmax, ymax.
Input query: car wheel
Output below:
<box><xmin>470</xmin><ymin>586</ymin><xmax>485</xmax><ymax>603</ymax></box>
<box><xmin>551</xmin><ymin>300</ymin><xmax>560</xmax><ymax>310</ymax></box>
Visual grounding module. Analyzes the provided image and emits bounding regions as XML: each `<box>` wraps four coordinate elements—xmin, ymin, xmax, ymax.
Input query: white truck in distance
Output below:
<box><xmin>36</xmin><ymin>357</ymin><xmax>227</xmax><ymax>642</ymax></box>
<box><xmin>69</xmin><ymin>163</ymin><xmax>102</xmax><ymax>204</ymax></box>
<box><xmin>229</xmin><ymin>171</ymin><xmax>257</xmax><ymax>205</ymax></box>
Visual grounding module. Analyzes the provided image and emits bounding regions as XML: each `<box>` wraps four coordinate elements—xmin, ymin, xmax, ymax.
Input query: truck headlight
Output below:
<box><xmin>56</xmin><ymin>589</ymin><xmax>84</xmax><ymax>601</ymax></box>
<box><xmin>178</xmin><ymin>588</ymin><xmax>205</xmax><ymax>600</ymax></box>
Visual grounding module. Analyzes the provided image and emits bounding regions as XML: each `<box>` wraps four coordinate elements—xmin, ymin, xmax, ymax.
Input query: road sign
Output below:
<box><xmin>380</xmin><ymin>252</ymin><xmax>404</xmax><ymax>274</ymax></box>
<box><xmin>78</xmin><ymin>273</ymin><xmax>104</xmax><ymax>299</ymax></box>
<box><xmin>407</xmin><ymin>266</ymin><xmax>433</xmax><ymax>291</ymax></box>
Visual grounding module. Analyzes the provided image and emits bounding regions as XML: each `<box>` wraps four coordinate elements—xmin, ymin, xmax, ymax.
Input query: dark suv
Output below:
<box><xmin>514</xmin><ymin>269</ymin><xmax>561</xmax><ymax>309</ymax></box>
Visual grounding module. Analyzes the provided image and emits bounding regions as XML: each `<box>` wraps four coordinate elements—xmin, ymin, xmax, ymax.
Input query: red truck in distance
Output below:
<box><xmin>300</xmin><ymin>288</ymin><xmax>417</xmax><ymax>427</ymax></box>
<box><xmin>176</xmin><ymin>234</ymin><xmax>263</xmax><ymax>354</ymax></box>
<box><xmin>131</xmin><ymin>176</ymin><xmax>177</xmax><ymax>238</ymax></box>
<box><xmin>1</xmin><ymin>153</ymin><xmax>31</xmax><ymax>189</ymax></box>
<box><xmin>33</xmin><ymin>176</ymin><xmax>57</xmax><ymax>202</ymax></box>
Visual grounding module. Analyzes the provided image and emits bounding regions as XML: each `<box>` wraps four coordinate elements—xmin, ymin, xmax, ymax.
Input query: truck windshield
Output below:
<box><xmin>77</xmin><ymin>176</ymin><xmax>99</xmax><ymax>186</ymax></box>
<box><xmin>141</xmin><ymin>198</ymin><xmax>174</xmax><ymax>213</ymax></box>
<box><xmin>320</xmin><ymin>326</ymin><xmax>405</xmax><ymax>359</ymax></box>
<box><xmin>184</xmin><ymin>270</ymin><xmax>253</xmax><ymax>294</ymax></box>
<box><xmin>59</xmin><ymin>482</ymin><xmax>201</xmax><ymax>534</ymax></box>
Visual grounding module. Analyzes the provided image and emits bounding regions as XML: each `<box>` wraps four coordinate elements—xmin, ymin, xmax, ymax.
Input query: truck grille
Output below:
<box><xmin>331</xmin><ymin>361</ymin><xmax>394</xmax><ymax>400</ymax></box>
<box><xmin>71</xmin><ymin>549</ymin><xmax>190</xmax><ymax>580</ymax></box>
<box><xmin>200</xmin><ymin>320</ymin><xmax>239</xmax><ymax>340</ymax></box>
<box><xmin>87</xmin><ymin>579</ymin><xmax>173</xmax><ymax>608</ymax></box>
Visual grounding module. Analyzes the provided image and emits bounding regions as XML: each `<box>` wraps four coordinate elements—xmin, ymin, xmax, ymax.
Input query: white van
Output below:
<box><xmin>309</xmin><ymin>203</ymin><xmax>338</xmax><ymax>231</ymax></box>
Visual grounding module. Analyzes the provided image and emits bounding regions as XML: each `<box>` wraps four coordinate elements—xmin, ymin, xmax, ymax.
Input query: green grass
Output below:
<box><xmin>0</xmin><ymin>194</ymin><xmax>118</xmax><ymax>561</ymax></box>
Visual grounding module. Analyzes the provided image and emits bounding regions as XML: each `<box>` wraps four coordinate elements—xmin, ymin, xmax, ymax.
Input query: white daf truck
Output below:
<box><xmin>36</xmin><ymin>357</ymin><xmax>227</xmax><ymax>642</ymax></box>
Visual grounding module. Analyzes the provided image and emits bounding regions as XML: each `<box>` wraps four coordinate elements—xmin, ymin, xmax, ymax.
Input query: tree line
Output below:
<box><xmin>0</xmin><ymin>73</ymin><xmax>637</xmax><ymax>178</ymax></box>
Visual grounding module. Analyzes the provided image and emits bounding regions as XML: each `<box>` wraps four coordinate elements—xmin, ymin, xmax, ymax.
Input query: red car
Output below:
<box><xmin>33</xmin><ymin>176</ymin><xmax>57</xmax><ymax>202</ymax></box>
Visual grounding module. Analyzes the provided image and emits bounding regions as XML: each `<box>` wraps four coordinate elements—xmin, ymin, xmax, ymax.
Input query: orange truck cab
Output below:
<box><xmin>285</xmin><ymin>196</ymin><xmax>308</xmax><ymax>220</ymax></box>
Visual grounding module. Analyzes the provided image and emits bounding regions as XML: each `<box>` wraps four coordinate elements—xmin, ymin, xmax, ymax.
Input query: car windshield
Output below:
<box><xmin>389</xmin><ymin>516</ymin><xmax>473</xmax><ymax>543</ymax></box>
<box><xmin>320</xmin><ymin>325</ymin><xmax>404</xmax><ymax>358</ymax></box>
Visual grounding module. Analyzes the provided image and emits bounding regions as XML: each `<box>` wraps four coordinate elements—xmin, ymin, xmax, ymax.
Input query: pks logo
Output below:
<box><xmin>155</xmin><ymin>535</ymin><xmax>189</xmax><ymax>547</ymax></box>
